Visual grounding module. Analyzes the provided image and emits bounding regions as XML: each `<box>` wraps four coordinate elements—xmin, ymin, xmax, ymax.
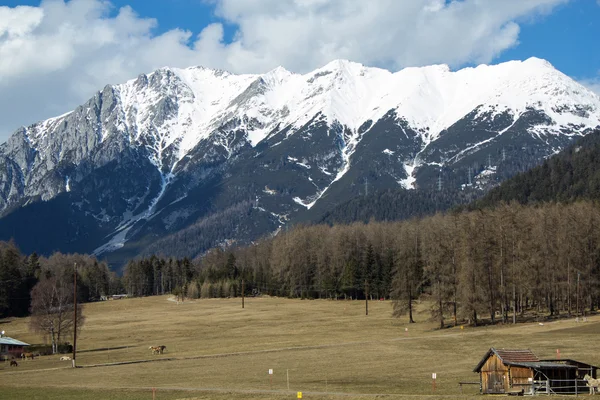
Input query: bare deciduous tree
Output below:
<box><xmin>29</xmin><ymin>277</ymin><xmax>84</xmax><ymax>354</ymax></box>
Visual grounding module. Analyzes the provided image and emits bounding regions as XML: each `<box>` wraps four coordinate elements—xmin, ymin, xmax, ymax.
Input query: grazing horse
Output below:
<box><xmin>584</xmin><ymin>374</ymin><xmax>600</xmax><ymax>394</ymax></box>
<box><xmin>149</xmin><ymin>345</ymin><xmax>167</xmax><ymax>355</ymax></box>
<box><xmin>20</xmin><ymin>352</ymin><xmax>35</xmax><ymax>360</ymax></box>
<box><xmin>10</xmin><ymin>360</ymin><xmax>18</xmax><ymax>367</ymax></box>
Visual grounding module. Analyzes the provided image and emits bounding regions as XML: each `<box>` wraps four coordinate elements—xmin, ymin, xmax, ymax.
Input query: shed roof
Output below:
<box><xmin>513</xmin><ymin>361</ymin><xmax>577</xmax><ymax>369</ymax></box>
<box><xmin>542</xmin><ymin>359</ymin><xmax>600</xmax><ymax>370</ymax></box>
<box><xmin>0</xmin><ymin>337</ymin><xmax>30</xmax><ymax>346</ymax></box>
<box><xmin>474</xmin><ymin>348</ymin><xmax>540</xmax><ymax>372</ymax></box>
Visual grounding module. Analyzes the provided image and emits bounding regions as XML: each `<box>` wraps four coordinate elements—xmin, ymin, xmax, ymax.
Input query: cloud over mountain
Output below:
<box><xmin>0</xmin><ymin>0</ymin><xmax>573</xmax><ymax>141</ymax></box>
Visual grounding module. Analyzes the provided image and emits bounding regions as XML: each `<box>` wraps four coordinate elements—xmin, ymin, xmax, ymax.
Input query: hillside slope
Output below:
<box><xmin>475</xmin><ymin>129</ymin><xmax>600</xmax><ymax>207</ymax></box>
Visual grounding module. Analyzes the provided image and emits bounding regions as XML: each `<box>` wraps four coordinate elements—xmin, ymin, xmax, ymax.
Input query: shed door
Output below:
<box><xmin>487</xmin><ymin>372</ymin><xmax>506</xmax><ymax>393</ymax></box>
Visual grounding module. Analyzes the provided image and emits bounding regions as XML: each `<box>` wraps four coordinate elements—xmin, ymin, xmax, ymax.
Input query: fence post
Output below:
<box><xmin>575</xmin><ymin>378</ymin><xmax>577</xmax><ymax>396</ymax></box>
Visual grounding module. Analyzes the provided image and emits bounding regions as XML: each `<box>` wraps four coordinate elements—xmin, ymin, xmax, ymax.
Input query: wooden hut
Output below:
<box><xmin>474</xmin><ymin>348</ymin><xmax>599</xmax><ymax>395</ymax></box>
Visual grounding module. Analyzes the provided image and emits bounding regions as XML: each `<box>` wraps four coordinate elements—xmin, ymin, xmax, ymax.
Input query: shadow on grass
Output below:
<box><xmin>78</xmin><ymin>345</ymin><xmax>136</xmax><ymax>353</ymax></box>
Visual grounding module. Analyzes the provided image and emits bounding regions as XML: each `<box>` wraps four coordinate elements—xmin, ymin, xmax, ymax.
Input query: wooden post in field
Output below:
<box><xmin>432</xmin><ymin>373</ymin><xmax>437</xmax><ymax>392</ymax></box>
<box><xmin>152</xmin><ymin>387</ymin><xmax>156</xmax><ymax>400</ymax></box>
<box><xmin>365</xmin><ymin>279</ymin><xmax>369</xmax><ymax>316</ymax></box>
<box><xmin>576</xmin><ymin>272</ymin><xmax>580</xmax><ymax>318</ymax></box>
<box><xmin>242</xmin><ymin>279</ymin><xmax>245</xmax><ymax>309</ymax></box>
<box><xmin>287</xmin><ymin>369</ymin><xmax>290</xmax><ymax>390</ymax></box>
<box><xmin>73</xmin><ymin>262</ymin><xmax>77</xmax><ymax>368</ymax></box>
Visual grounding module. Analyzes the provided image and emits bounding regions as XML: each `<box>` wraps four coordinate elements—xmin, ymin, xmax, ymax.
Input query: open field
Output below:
<box><xmin>1</xmin><ymin>296</ymin><xmax>600</xmax><ymax>400</ymax></box>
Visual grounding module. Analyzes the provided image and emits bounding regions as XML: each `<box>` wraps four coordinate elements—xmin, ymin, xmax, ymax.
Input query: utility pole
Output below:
<box><xmin>365</xmin><ymin>279</ymin><xmax>369</xmax><ymax>316</ymax></box>
<box><xmin>72</xmin><ymin>262</ymin><xmax>77</xmax><ymax>368</ymax></box>
<box><xmin>576</xmin><ymin>271</ymin><xmax>580</xmax><ymax>318</ymax></box>
<box><xmin>242</xmin><ymin>278</ymin><xmax>245</xmax><ymax>309</ymax></box>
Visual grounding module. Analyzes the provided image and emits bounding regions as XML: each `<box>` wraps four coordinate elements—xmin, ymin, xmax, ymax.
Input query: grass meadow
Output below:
<box><xmin>1</xmin><ymin>295</ymin><xmax>599</xmax><ymax>399</ymax></box>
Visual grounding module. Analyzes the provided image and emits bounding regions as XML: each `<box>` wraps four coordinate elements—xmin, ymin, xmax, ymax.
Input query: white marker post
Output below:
<box><xmin>432</xmin><ymin>372</ymin><xmax>437</xmax><ymax>392</ymax></box>
<box><xmin>269</xmin><ymin>368</ymin><xmax>273</xmax><ymax>389</ymax></box>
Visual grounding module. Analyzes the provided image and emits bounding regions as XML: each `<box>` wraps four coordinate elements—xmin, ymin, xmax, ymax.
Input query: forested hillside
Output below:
<box><xmin>476</xmin><ymin>129</ymin><xmax>600</xmax><ymax>207</ymax></box>
<box><xmin>316</xmin><ymin>188</ymin><xmax>477</xmax><ymax>225</ymax></box>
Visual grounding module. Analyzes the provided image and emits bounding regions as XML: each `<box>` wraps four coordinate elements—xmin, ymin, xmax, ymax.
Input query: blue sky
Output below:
<box><xmin>0</xmin><ymin>0</ymin><xmax>598</xmax><ymax>140</ymax></box>
<box><xmin>498</xmin><ymin>0</ymin><xmax>600</xmax><ymax>80</ymax></box>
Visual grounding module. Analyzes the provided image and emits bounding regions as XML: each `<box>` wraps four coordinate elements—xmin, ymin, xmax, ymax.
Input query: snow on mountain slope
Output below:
<box><xmin>19</xmin><ymin>57</ymin><xmax>599</xmax><ymax>171</ymax></box>
<box><xmin>2</xmin><ymin>57</ymin><xmax>600</xmax><ymax>218</ymax></box>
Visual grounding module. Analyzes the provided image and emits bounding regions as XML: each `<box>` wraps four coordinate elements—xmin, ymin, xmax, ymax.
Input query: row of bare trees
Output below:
<box><xmin>122</xmin><ymin>201</ymin><xmax>600</xmax><ymax>327</ymax></box>
<box><xmin>202</xmin><ymin>201</ymin><xmax>600</xmax><ymax>326</ymax></box>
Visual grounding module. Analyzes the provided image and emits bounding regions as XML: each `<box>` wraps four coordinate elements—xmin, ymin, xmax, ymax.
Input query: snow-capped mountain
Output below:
<box><xmin>0</xmin><ymin>57</ymin><xmax>599</xmax><ymax>265</ymax></box>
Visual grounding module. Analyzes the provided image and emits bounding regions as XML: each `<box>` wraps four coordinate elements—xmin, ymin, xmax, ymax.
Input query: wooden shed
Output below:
<box><xmin>474</xmin><ymin>348</ymin><xmax>599</xmax><ymax>395</ymax></box>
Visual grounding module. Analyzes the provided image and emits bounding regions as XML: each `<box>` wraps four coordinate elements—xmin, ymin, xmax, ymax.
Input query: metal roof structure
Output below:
<box><xmin>513</xmin><ymin>361</ymin><xmax>577</xmax><ymax>369</ymax></box>
<box><xmin>0</xmin><ymin>337</ymin><xmax>30</xmax><ymax>346</ymax></box>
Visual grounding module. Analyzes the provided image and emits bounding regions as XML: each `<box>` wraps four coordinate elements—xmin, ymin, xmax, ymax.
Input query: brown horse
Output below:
<box><xmin>20</xmin><ymin>352</ymin><xmax>35</xmax><ymax>360</ymax></box>
<box><xmin>10</xmin><ymin>360</ymin><xmax>18</xmax><ymax>367</ymax></box>
<box><xmin>149</xmin><ymin>345</ymin><xmax>167</xmax><ymax>355</ymax></box>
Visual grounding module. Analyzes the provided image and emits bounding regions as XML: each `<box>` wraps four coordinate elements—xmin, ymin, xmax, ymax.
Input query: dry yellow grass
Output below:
<box><xmin>1</xmin><ymin>295</ymin><xmax>599</xmax><ymax>400</ymax></box>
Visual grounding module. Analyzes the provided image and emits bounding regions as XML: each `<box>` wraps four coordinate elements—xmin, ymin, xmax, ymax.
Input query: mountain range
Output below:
<box><xmin>0</xmin><ymin>57</ymin><xmax>599</xmax><ymax>267</ymax></box>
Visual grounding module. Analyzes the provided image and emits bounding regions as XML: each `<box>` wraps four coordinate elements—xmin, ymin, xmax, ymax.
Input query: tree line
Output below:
<box><xmin>123</xmin><ymin>200</ymin><xmax>600</xmax><ymax>327</ymax></box>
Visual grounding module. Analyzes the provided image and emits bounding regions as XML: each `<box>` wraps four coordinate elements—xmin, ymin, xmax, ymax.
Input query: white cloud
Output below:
<box><xmin>581</xmin><ymin>78</ymin><xmax>600</xmax><ymax>97</ymax></box>
<box><xmin>0</xmin><ymin>0</ymin><xmax>570</xmax><ymax>141</ymax></box>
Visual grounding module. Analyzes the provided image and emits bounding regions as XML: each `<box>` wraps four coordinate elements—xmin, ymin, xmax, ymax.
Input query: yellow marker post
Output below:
<box><xmin>297</xmin><ymin>391</ymin><xmax>302</xmax><ymax>399</ymax></box>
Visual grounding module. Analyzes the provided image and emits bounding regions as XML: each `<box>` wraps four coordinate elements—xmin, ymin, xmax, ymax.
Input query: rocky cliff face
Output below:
<box><xmin>1</xmin><ymin>58</ymin><xmax>599</xmax><ymax>266</ymax></box>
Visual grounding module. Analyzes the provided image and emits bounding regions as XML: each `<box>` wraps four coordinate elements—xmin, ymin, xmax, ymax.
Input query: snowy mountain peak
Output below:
<box><xmin>262</xmin><ymin>65</ymin><xmax>295</xmax><ymax>86</ymax></box>
<box><xmin>4</xmin><ymin>58</ymin><xmax>600</xmax><ymax>190</ymax></box>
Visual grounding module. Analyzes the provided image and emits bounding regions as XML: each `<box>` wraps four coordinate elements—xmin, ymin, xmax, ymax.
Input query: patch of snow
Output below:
<box><xmin>319</xmin><ymin>166</ymin><xmax>332</xmax><ymax>176</ymax></box>
<box><xmin>292</xmin><ymin>197</ymin><xmax>309</xmax><ymax>208</ymax></box>
<box><xmin>383</xmin><ymin>149</ymin><xmax>395</xmax><ymax>155</ymax></box>
<box><xmin>263</xmin><ymin>186</ymin><xmax>277</xmax><ymax>195</ymax></box>
<box><xmin>399</xmin><ymin>163</ymin><xmax>417</xmax><ymax>190</ymax></box>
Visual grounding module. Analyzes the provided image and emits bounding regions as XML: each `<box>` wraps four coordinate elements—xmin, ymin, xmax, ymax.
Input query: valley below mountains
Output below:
<box><xmin>0</xmin><ymin>57</ymin><xmax>599</xmax><ymax>267</ymax></box>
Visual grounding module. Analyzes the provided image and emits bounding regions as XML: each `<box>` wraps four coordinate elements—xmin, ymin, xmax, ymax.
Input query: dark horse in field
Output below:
<box><xmin>10</xmin><ymin>360</ymin><xmax>18</xmax><ymax>367</ymax></box>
